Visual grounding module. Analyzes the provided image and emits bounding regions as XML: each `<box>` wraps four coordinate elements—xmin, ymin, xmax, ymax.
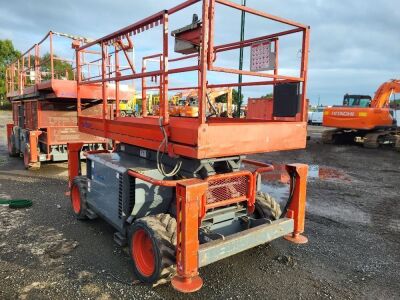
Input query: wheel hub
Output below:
<box><xmin>71</xmin><ymin>185</ymin><xmax>81</xmax><ymax>214</ymax></box>
<box><xmin>132</xmin><ymin>228</ymin><xmax>155</xmax><ymax>277</ymax></box>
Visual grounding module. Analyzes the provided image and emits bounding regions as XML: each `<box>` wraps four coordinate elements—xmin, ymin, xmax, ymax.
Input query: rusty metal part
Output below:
<box><xmin>73</xmin><ymin>0</ymin><xmax>310</xmax><ymax>160</ymax></box>
<box><xmin>5</xmin><ymin>32</ymin><xmax>107</xmax><ymax>168</ymax></box>
<box><xmin>172</xmin><ymin>179</ymin><xmax>208</xmax><ymax>293</ymax></box>
<box><xmin>198</xmin><ymin>218</ymin><xmax>294</xmax><ymax>267</ymax></box>
<box><xmin>283</xmin><ymin>164</ymin><xmax>308</xmax><ymax>244</ymax></box>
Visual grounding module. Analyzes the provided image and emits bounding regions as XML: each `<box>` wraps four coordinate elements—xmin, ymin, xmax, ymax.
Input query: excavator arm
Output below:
<box><xmin>207</xmin><ymin>88</ymin><xmax>234</xmax><ymax>116</ymax></box>
<box><xmin>371</xmin><ymin>80</ymin><xmax>400</xmax><ymax>108</ymax></box>
<box><xmin>177</xmin><ymin>88</ymin><xmax>234</xmax><ymax>118</ymax></box>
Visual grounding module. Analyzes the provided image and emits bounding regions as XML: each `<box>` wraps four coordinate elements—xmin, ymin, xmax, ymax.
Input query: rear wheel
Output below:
<box><xmin>8</xmin><ymin>135</ymin><xmax>19</xmax><ymax>157</ymax></box>
<box><xmin>23</xmin><ymin>144</ymin><xmax>40</xmax><ymax>170</ymax></box>
<box><xmin>70</xmin><ymin>176</ymin><xmax>88</xmax><ymax>220</ymax></box>
<box><xmin>254</xmin><ymin>192</ymin><xmax>282</xmax><ymax>220</ymax></box>
<box><xmin>120</xmin><ymin>111</ymin><xmax>127</xmax><ymax>117</ymax></box>
<box><xmin>129</xmin><ymin>214</ymin><xmax>176</xmax><ymax>284</ymax></box>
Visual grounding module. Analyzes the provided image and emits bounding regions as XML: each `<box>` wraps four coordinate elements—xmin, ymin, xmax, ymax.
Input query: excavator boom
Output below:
<box><xmin>370</xmin><ymin>80</ymin><xmax>400</xmax><ymax>108</ymax></box>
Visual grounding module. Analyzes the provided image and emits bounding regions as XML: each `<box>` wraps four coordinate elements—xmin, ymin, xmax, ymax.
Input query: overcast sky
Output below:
<box><xmin>0</xmin><ymin>0</ymin><xmax>399</xmax><ymax>105</ymax></box>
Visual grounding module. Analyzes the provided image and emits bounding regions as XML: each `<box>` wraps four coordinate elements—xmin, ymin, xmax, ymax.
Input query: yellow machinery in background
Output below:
<box><xmin>173</xmin><ymin>88</ymin><xmax>233</xmax><ymax>118</ymax></box>
<box><xmin>119</xmin><ymin>94</ymin><xmax>140</xmax><ymax>117</ymax></box>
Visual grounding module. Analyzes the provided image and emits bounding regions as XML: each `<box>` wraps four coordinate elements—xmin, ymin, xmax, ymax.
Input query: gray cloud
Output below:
<box><xmin>0</xmin><ymin>0</ymin><xmax>398</xmax><ymax>105</ymax></box>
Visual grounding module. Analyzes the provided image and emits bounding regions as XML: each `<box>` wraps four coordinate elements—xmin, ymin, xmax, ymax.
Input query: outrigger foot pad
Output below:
<box><xmin>171</xmin><ymin>275</ymin><xmax>203</xmax><ymax>293</ymax></box>
<box><xmin>284</xmin><ymin>233</ymin><xmax>308</xmax><ymax>244</ymax></box>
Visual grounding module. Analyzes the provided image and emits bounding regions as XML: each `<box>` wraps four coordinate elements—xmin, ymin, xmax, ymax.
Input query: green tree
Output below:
<box><xmin>390</xmin><ymin>99</ymin><xmax>400</xmax><ymax>109</ymax></box>
<box><xmin>214</xmin><ymin>89</ymin><xmax>244</xmax><ymax>116</ymax></box>
<box><xmin>260</xmin><ymin>93</ymin><xmax>273</xmax><ymax>98</ymax></box>
<box><xmin>0</xmin><ymin>39</ymin><xmax>21</xmax><ymax>108</ymax></box>
<box><xmin>40</xmin><ymin>53</ymin><xmax>74</xmax><ymax>80</ymax></box>
<box><xmin>215</xmin><ymin>88</ymin><xmax>243</xmax><ymax>106</ymax></box>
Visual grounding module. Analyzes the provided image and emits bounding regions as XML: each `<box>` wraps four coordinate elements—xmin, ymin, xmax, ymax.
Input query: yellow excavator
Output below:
<box><xmin>119</xmin><ymin>94</ymin><xmax>140</xmax><ymax>117</ymax></box>
<box><xmin>121</xmin><ymin>94</ymin><xmax>167</xmax><ymax>116</ymax></box>
<box><xmin>173</xmin><ymin>88</ymin><xmax>233</xmax><ymax>118</ymax></box>
<box><xmin>150</xmin><ymin>95</ymin><xmax>181</xmax><ymax>116</ymax></box>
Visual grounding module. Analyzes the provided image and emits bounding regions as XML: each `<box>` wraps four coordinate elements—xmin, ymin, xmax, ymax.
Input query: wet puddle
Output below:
<box><xmin>243</xmin><ymin>163</ymin><xmax>351</xmax><ymax>204</ymax></box>
<box><xmin>251</xmin><ymin>164</ymin><xmax>351</xmax><ymax>185</ymax></box>
<box><xmin>308</xmin><ymin>165</ymin><xmax>351</xmax><ymax>182</ymax></box>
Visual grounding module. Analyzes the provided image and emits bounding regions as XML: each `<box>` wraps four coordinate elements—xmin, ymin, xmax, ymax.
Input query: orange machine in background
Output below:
<box><xmin>5</xmin><ymin>32</ymin><xmax>110</xmax><ymax>169</ymax></box>
<box><xmin>247</xmin><ymin>97</ymin><xmax>274</xmax><ymax>120</ymax></box>
<box><xmin>322</xmin><ymin>80</ymin><xmax>400</xmax><ymax>150</ymax></box>
<box><xmin>169</xmin><ymin>87</ymin><xmax>233</xmax><ymax>118</ymax></box>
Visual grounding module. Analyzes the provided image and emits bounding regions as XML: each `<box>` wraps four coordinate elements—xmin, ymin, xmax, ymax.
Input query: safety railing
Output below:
<box><xmin>5</xmin><ymin>31</ymin><xmax>90</xmax><ymax>97</ymax></box>
<box><xmin>75</xmin><ymin>0</ymin><xmax>309</xmax><ymax>124</ymax></box>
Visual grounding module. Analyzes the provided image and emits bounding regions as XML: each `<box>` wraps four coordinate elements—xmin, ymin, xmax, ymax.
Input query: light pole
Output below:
<box><xmin>237</xmin><ymin>0</ymin><xmax>246</xmax><ymax>117</ymax></box>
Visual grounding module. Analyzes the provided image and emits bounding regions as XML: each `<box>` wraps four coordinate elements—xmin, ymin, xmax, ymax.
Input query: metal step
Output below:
<box><xmin>86</xmin><ymin>208</ymin><xmax>98</xmax><ymax>220</ymax></box>
<box><xmin>114</xmin><ymin>232</ymin><xmax>127</xmax><ymax>246</ymax></box>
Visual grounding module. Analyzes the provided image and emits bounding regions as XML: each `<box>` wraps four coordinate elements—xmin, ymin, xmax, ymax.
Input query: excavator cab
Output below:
<box><xmin>180</xmin><ymin>96</ymin><xmax>199</xmax><ymax>117</ymax></box>
<box><xmin>343</xmin><ymin>94</ymin><xmax>372</xmax><ymax>107</ymax></box>
<box><xmin>188</xmin><ymin>97</ymin><xmax>198</xmax><ymax>107</ymax></box>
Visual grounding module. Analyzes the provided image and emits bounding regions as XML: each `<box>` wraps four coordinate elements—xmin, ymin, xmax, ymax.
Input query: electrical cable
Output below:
<box><xmin>156</xmin><ymin>117</ymin><xmax>182</xmax><ymax>177</ymax></box>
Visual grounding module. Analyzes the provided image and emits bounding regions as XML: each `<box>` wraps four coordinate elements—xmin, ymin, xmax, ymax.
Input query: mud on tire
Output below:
<box><xmin>129</xmin><ymin>214</ymin><xmax>177</xmax><ymax>285</ymax></box>
<box><xmin>254</xmin><ymin>192</ymin><xmax>282</xmax><ymax>220</ymax></box>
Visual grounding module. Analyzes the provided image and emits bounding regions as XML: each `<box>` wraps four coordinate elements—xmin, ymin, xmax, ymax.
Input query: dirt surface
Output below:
<box><xmin>0</xmin><ymin>110</ymin><xmax>399</xmax><ymax>299</ymax></box>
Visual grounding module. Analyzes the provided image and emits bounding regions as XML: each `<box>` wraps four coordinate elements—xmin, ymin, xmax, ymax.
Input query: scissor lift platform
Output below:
<box><xmin>5</xmin><ymin>32</ymin><xmax>120</xmax><ymax>169</ymax></box>
<box><xmin>79</xmin><ymin>116</ymin><xmax>307</xmax><ymax>159</ymax></box>
<box><xmin>68</xmin><ymin>0</ymin><xmax>311</xmax><ymax>293</ymax></box>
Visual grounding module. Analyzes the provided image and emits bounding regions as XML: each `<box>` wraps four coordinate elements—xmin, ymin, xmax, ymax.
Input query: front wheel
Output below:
<box><xmin>70</xmin><ymin>176</ymin><xmax>89</xmax><ymax>220</ymax></box>
<box><xmin>129</xmin><ymin>214</ymin><xmax>176</xmax><ymax>284</ymax></box>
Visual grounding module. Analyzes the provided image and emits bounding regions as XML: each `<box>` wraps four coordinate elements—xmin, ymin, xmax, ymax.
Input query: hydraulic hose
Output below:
<box><xmin>156</xmin><ymin>117</ymin><xmax>182</xmax><ymax>177</ymax></box>
<box><xmin>280</xmin><ymin>170</ymin><xmax>297</xmax><ymax>218</ymax></box>
<box><xmin>0</xmin><ymin>199</ymin><xmax>33</xmax><ymax>209</ymax></box>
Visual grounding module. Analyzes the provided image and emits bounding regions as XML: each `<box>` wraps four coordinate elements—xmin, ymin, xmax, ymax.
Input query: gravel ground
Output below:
<box><xmin>0</xmin><ymin>110</ymin><xmax>399</xmax><ymax>299</ymax></box>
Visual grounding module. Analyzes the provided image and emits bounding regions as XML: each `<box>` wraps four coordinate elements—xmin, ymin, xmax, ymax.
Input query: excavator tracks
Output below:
<box><xmin>394</xmin><ymin>135</ymin><xmax>400</xmax><ymax>152</ymax></box>
<box><xmin>363</xmin><ymin>133</ymin><xmax>381</xmax><ymax>149</ymax></box>
<box><xmin>322</xmin><ymin>128</ymin><xmax>400</xmax><ymax>151</ymax></box>
<box><xmin>363</xmin><ymin>130</ymin><xmax>400</xmax><ymax>150</ymax></box>
<box><xmin>322</xmin><ymin>129</ymin><xmax>356</xmax><ymax>145</ymax></box>
<box><xmin>321</xmin><ymin>129</ymin><xmax>338</xmax><ymax>144</ymax></box>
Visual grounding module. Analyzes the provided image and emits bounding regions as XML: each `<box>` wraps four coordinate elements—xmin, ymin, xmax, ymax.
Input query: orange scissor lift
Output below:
<box><xmin>5</xmin><ymin>32</ymin><xmax>111</xmax><ymax>169</ymax></box>
<box><xmin>67</xmin><ymin>0</ymin><xmax>310</xmax><ymax>293</ymax></box>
